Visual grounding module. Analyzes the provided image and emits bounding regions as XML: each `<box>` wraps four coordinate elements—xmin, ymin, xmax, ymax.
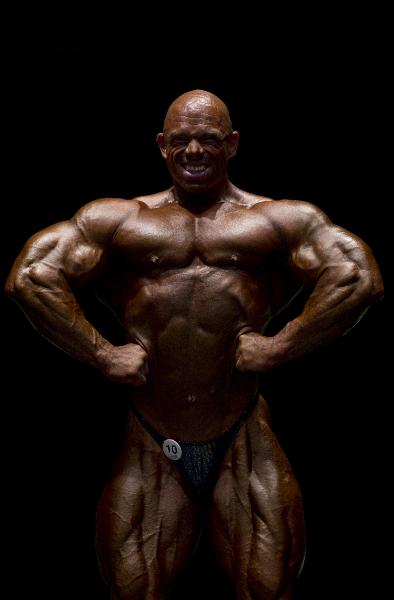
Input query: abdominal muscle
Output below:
<box><xmin>117</xmin><ymin>265</ymin><xmax>271</xmax><ymax>441</ymax></box>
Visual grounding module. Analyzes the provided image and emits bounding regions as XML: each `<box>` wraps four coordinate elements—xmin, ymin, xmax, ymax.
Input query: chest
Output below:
<box><xmin>113</xmin><ymin>205</ymin><xmax>281</xmax><ymax>271</ymax></box>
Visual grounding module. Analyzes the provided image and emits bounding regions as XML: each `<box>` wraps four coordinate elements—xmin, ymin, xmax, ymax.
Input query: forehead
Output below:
<box><xmin>164</xmin><ymin>100</ymin><xmax>228</xmax><ymax>134</ymax></box>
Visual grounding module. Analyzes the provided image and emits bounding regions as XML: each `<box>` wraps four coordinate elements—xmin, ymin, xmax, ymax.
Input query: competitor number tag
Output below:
<box><xmin>162</xmin><ymin>439</ymin><xmax>182</xmax><ymax>461</ymax></box>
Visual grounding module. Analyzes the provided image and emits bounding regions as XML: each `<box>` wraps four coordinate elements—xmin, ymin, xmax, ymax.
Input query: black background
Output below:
<box><xmin>2</xmin><ymin>33</ymin><xmax>389</xmax><ymax>600</ymax></box>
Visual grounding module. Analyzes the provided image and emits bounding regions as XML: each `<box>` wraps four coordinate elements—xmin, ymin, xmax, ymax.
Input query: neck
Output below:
<box><xmin>172</xmin><ymin>180</ymin><xmax>233</xmax><ymax>214</ymax></box>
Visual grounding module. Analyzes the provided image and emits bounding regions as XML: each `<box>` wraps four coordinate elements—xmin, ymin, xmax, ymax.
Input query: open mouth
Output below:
<box><xmin>183</xmin><ymin>164</ymin><xmax>209</xmax><ymax>175</ymax></box>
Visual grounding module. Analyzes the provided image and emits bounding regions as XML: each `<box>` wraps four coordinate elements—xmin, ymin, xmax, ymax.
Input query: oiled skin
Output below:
<box><xmin>5</xmin><ymin>91</ymin><xmax>384</xmax><ymax>599</ymax></box>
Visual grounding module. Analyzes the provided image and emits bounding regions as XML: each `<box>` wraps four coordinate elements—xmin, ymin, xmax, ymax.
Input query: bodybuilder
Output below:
<box><xmin>5</xmin><ymin>90</ymin><xmax>384</xmax><ymax>599</ymax></box>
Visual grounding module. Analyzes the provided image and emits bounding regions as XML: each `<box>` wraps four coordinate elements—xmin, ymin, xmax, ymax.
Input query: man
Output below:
<box><xmin>5</xmin><ymin>90</ymin><xmax>383</xmax><ymax>600</ymax></box>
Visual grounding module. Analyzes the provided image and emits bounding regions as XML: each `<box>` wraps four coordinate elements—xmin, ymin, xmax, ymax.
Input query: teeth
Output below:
<box><xmin>184</xmin><ymin>165</ymin><xmax>207</xmax><ymax>173</ymax></box>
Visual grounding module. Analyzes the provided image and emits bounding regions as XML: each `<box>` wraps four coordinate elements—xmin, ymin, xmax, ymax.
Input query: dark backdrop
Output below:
<box><xmin>2</xmin><ymin>43</ymin><xmax>388</xmax><ymax>599</ymax></box>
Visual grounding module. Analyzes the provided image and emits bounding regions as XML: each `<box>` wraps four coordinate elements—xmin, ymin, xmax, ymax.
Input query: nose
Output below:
<box><xmin>185</xmin><ymin>138</ymin><xmax>204</xmax><ymax>157</ymax></box>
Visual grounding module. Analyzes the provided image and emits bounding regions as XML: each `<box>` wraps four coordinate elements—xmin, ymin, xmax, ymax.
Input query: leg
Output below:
<box><xmin>96</xmin><ymin>413</ymin><xmax>200</xmax><ymax>600</ymax></box>
<box><xmin>209</xmin><ymin>397</ymin><xmax>305</xmax><ymax>600</ymax></box>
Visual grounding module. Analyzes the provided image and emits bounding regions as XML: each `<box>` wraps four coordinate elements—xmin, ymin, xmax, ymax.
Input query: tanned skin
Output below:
<box><xmin>5</xmin><ymin>90</ymin><xmax>384</xmax><ymax>599</ymax></box>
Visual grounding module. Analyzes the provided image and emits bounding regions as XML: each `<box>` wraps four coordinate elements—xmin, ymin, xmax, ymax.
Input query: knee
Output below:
<box><xmin>117</xmin><ymin>566</ymin><xmax>148</xmax><ymax>599</ymax></box>
<box><xmin>247</xmin><ymin>580</ymin><xmax>285</xmax><ymax>600</ymax></box>
<box><xmin>111</xmin><ymin>567</ymin><xmax>149</xmax><ymax>600</ymax></box>
<box><xmin>100</xmin><ymin>547</ymin><xmax>150</xmax><ymax>600</ymax></box>
<box><xmin>247</xmin><ymin>560</ymin><xmax>286</xmax><ymax>600</ymax></box>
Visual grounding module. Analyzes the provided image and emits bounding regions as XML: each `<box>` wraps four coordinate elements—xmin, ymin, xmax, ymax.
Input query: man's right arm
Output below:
<box><xmin>5</xmin><ymin>200</ymin><xmax>148</xmax><ymax>385</ymax></box>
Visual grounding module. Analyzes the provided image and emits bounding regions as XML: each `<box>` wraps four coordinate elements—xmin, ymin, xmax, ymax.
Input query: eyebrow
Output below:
<box><xmin>166</xmin><ymin>130</ymin><xmax>229</xmax><ymax>141</ymax></box>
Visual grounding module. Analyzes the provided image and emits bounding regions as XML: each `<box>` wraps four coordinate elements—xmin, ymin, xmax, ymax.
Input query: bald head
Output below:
<box><xmin>157</xmin><ymin>89</ymin><xmax>240</xmax><ymax>193</ymax></box>
<box><xmin>163</xmin><ymin>90</ymin><xmax>233</xmax><ymax>135</ymax></box>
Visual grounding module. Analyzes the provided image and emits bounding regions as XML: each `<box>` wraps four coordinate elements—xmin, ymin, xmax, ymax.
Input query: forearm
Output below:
<box><xmin>268</xmin><ymin>297</ymin><xmax>366</xmax><ymax>368</ymax></box>
<box><xmin>6</xmin><ymin>267</ymin><xmax>112</xmax><ymax>369</ymax></box>
<box><xmin>237</xmin><ymin>263</ymin><xmax>383</xmax><ymax>372</ymax></box>
<box><xmin>268</xmin><ymin>267</ymin><xmax>373</xmax><ymax>365</ymax></box>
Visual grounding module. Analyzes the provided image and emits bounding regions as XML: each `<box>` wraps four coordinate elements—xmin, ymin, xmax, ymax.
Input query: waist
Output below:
<box><xmin>128</xmin><ymin>372</ymin><xmax>260</xmax><ymax>441</ymax></box>
<box><xmin>130</xmin><ymin>389</ymin><xmax>260</xmax><ymax>444</ymax></box>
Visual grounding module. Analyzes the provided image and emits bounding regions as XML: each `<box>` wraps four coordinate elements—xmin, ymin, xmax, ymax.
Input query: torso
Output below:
<box><xmin>96</xmin><ymin>187</ymin><xmax>298</xmax><ymax>440</ymax></box>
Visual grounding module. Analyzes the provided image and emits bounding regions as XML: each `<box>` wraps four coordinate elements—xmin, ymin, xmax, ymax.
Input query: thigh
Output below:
<box><xmin>209</xmin><ymin>397</ymin><xmax>305</xmax><ymax>600</ymax></box>
<box><xmin>96</xmin><ymin>413</ymin><xmax>200</xmax><ymax>600</ymax></box>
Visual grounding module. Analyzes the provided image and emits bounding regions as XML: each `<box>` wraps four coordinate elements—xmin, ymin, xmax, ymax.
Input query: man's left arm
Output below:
<box><xmin>236</xmin><ymin>201</ymin><xmax>384</xmax><ymax>372</ymax></box>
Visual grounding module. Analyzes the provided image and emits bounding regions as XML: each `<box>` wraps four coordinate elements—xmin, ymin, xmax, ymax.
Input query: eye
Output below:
<box><xmin>200</xmin><ymin>137</ymin><xmax>224</xmax><ymax>147</ymax></box>
<box><xmin>169</xmin><ymin>137</ymin><xmax>189</xmax><ymax>148</ymax></box>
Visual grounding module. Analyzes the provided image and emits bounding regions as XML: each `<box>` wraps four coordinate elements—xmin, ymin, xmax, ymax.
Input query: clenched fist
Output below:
<box><xmin>97</xmin><ymin>342</ymin><xmax>149</xmax><ymax>385</ymax></box>
<box><xmin>235</xmin><ymin>332</ymin><xmax>275</xmax><ymax>373</ymax></box>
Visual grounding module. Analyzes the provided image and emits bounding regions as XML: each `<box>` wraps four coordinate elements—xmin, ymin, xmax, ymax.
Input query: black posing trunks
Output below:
<box><xmin>130</xmin><ymin>393</ymin><xmax>259</xmax><ymax>501</ymax></box>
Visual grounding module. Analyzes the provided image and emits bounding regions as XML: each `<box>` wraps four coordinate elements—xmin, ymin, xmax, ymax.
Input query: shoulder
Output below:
<box><xmin>254</xmin><ymin>198</ymin><xmax>328</xmax><ymax>222</ymax></box>
<box><xmin>229</xmin><ymin>189</ymin><xmax>333</xmax><ymax>245</ymax></box>
<box><xmin>72</xmin><ymin>194</ymin><xmax>172</xmax><ymax>244</ymax></box>
<box><xmin>73</xmin><ymin>197</ymin><xmax>138</xmax><ymax>237</ymax></box>
<box><xmin>74</xmin><ymin>191</ymin><xmax>173</xmax><ymax>225</ymax></box>
<box><xmin>234</xmin><ymin>188</ymin><xmax>326</xmax><ymax>224</ymax></box>
<box><xmin>250</xmin><ymin>198</ymin><xmax>333</xmax><ymax>243</ymax></box>
<box><xmin>31</xmin><ymin>192</ymin><xmax>174</xmax><ymax>249</ymax></box>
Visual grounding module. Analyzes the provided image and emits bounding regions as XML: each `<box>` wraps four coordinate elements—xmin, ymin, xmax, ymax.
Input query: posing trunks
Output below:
<box><xmin>130</xmin><ymin>393</ymin><xmax>259</xmax><ymax>501</ymax></box>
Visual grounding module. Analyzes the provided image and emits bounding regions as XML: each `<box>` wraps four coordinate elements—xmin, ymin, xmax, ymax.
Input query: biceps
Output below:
<box><xmin>289</xmin><ymin>231</ymin><xmax>362</xmax><ymax>286</ymax></box>
<box><xmin>289</xmin><ymin>241</ymin><xmax>327</xmax><ymax>284</ymax></box>
<box><xmin>17</xmin><ymin>226</ymin><xmax>106</xmax><ymax>287</ymax></box>
<box><xmin>62</xmin><ymin>242</ymin><xmax>106</xmax><ymax>281</ymax></box>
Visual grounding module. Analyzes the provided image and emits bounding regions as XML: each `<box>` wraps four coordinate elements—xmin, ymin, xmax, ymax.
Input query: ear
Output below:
<box><xmin>156</xmin><ymin>133</ymin><xmax>167</xmax><ymax>158</ymax></box>
<box><xmin>227</xmin><ymin>131</ymin><xmax>239</xmax><ymax>159</ymax></box>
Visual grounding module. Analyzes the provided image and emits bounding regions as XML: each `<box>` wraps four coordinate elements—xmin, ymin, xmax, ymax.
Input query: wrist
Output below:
<box><xmin>94</xmin><ymin>340</ymin><xmax>115</xmax><ymax>371</ymax></box>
